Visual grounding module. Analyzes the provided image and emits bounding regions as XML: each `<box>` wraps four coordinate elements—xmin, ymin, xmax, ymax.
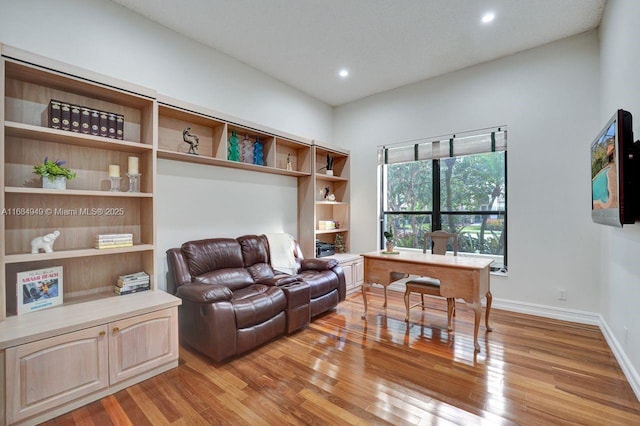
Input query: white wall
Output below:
<box><xmin>0</xmin><ymin>0</ymin><xmax>333</xmax><ymax>290</ymax></box>
<box><xmin>334</xmin><ymin>32</ymin><xmax>602</xmax><ymax>312</ymax></box>
<box><xmin>598</xmin><ymin>0</ymin><xmax>640</xmax><ymax>382</ymax></box>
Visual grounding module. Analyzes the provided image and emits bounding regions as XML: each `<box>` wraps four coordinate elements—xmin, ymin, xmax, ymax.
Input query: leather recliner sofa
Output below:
<box><xmin>166</xmin><ymin>234</ymin><xmax>345</xmax><ymax>362</ymax></box>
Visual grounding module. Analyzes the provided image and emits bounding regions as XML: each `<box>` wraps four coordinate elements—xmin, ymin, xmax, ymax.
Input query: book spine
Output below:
<box><xmin>70</xmin><ymin>104</ymin><xmax>81</xmax><ymax>133</ymax></box>
<box><xmin>97</xmin><ymin>233</ymin><xmax>133</xmax><ymax>239</ymax></box>
<box><xmin>107</xmin><ymin>113</ymin><xmax>117</xmax><ymax>139</ymax></box>
<box><xmin>118</xmin><ymin>271</ymin><xmax>148</xmax><ymax>280</ymax></box>
<box><xmin>115</xmin><ymin>286</ymin><xmax>150</xmax><ymax>295</ymax></box>
<box><xmin>80</xmin><ymin>107</ymin><xmax>91</xmax><ymax>134</ymax></box>
<box><xmin>49</xmin><ymin>100</ymin><xmax>61</xmax><ymax>129</ymax></box>
<box><xmin>95</xmin><ymin>242</ymin><xmax>134</xmax><ymax>249</ymax></box>
<box><xmin>116</xmin><ymin>114</ymin><xmax>124</xmax><ymax>140</ymax></box>
<box><xmin>95</xmin><ymin>237</ymin><xmax>133</xmax><ymax>243</ymax></box>
<box><xmin>117</xmin><ymin>279</ymin><xmax>150</xmax><ymax>289</ymax></box>
<box><xmin>90</xmin><ymin>109</ymin><xmax>100</xmax><ymax>136</ymax></box>
<box><xmin>60</xmin><ymin>102</ymin><xmax>71</xmax><ymax>131</ymax></box>
<box><xmin>99</xmin><ymin>111</ymin><xmax>108</xmax><ymax>137</ymax></box>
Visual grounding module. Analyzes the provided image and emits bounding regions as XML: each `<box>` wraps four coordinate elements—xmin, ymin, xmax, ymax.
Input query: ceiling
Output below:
<box><xmin>110</xmin><ymin>0</ymin><xmax>606</xmax><ymax>106</ymax></box>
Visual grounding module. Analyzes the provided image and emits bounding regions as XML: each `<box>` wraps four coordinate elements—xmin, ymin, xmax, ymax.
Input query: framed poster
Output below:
<box><xmin>17</xmin><ymin>266</ymin><xmax>63</xmax><ymax>315</ymax></box>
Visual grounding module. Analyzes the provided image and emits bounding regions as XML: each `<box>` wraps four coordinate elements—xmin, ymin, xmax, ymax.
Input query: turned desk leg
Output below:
<box><xmin>383</xmin><ymin>285</ymin><xmax>388</xmax><ymax>307</ymax></box>
<box><xmin>485</xmin><ymin>291</ymin><xmax>493</xmax><ymax>332</ymax></box>
<box><xmin>361</xmin><ymin>282</ymin><xmax>370</xmax><ymax>319</ymax></box>
<box><xmin>471</xmin><ymin>302</ymin><xmax>482</xmax><ymax>352</ymax></box>
<box><xmin>446</xmin><ymin>298</ymin><xmax>455</xmax><ymax>332</ymax></box>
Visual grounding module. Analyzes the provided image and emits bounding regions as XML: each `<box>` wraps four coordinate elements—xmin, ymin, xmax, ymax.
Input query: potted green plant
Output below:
<box><xmin>33</xmin><ymin>157</ymin><xmax>77</xmax><ymax>190</ymax></box>
<box><xmin>383</xmin><ymin>225</ymin><xmax>394</xmax><ymax>252</ymax></box>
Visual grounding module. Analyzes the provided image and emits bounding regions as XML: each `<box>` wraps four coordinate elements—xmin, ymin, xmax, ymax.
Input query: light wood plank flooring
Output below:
<box><xmin>43</xmin><ymin>288</ymin><xmax>640</xmax><ymax>425</ymax></box>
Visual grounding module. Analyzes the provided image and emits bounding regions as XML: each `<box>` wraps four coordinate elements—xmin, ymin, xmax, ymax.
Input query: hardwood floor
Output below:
<box><xmin>43</xmin><ymin>288</ymin><xmax>640</xmax><ymax>425</ymax></box>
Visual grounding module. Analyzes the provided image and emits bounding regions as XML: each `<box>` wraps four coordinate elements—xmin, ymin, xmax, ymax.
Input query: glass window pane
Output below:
<box><xmin>441</xmin><ymin>213</ymin><xmax>505</xmax><ymax>263</ymax></box>
<box><xmin>384</xmin><ymin>161</ymin><xmax>432</xmax><ymax>211</ymax></box>
<box><xmin>440</xmin><ymin>152</ymin><xmax>505</xmax><ymax>212</ymax></box>
<box><xmin>384</xmin><ymin>214</ymin><xmax>432</xmax><ymax>249</ymax></box>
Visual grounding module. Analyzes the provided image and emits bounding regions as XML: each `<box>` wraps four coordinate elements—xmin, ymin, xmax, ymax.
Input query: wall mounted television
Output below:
<box><xmin>590</xmin><ymin>109</ymin><xmax>638</xmax><ymax>227</ymax></box>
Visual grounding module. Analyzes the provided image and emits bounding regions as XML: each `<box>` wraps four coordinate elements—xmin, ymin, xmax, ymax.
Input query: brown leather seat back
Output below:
<box><xmin>181</xmin><ymin>238</ymin><xmax>244</xmax><ymax>277</ymax></box>
<box><xmin>238</xmin><ymin>235</ymin><xmax>275</xmax><ymax>282</ymax></box>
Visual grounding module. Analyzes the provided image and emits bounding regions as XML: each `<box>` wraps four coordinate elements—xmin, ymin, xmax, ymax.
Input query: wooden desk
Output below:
<box><xmin>361</xmin><ymin>250</ymin><xmax>493</xmax><ymax>352</ymax></box>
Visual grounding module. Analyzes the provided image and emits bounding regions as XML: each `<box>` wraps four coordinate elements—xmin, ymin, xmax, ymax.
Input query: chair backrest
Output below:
<box><xmin>423</xmin><ymin>230</ymin><xmax>458</xmax><ymax>256</ymax></box>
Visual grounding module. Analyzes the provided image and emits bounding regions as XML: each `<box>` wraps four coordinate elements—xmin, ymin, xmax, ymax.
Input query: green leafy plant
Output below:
<box><xmin>33</xmin><ymin>157</ymin><xmax>77</xmax><ymax>181</ymax></box>
<box><xmin>383</xmin><ymin>225</ymin><xmax>394</xmax><ymax>242</ymax></box>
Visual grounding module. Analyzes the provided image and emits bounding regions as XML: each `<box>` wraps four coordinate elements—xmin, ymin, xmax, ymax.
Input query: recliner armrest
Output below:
<box><xmin>166</xmin><ymin>248</ymin><xmax>193</xmax><ymax>294</ymax></box>
<box><xmin>176</xmin><ymin>283</ymin><xmax>233</xmax><ymax>303</ymax></box>
<box><xmin>300</xmin><ymin>258</ymin><xmax>338</xmax><ymax>271</ymax></box>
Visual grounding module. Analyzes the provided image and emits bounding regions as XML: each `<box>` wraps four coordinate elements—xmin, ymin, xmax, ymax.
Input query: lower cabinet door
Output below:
<box><xmin>5</xmin><ymin>325</ymin><xmax>109</xmax><ymax>424</ymax></box>
<box><xmin>354</xmin><ymin>260</ymin><xmax>364</xmax><ymax>287</ymax></box>
<box><xmin>342</xmin><ymin>263</ymin><xmax>354</xmax><ymax>290</ymax></box>
<box><xmin>109</xmin><ymin>307</ymin><xmax>178</xmax><ymax>385</ymax></box>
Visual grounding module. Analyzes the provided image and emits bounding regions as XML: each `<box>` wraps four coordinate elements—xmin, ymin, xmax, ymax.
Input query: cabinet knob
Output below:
<box><xmin>99</xmin><ymin>331</ymin><xmax>105</xmax><ymax>336</ymax></box>
<box><xmin>112</xmin><ymin>327</ymin><xmax>120</xmax><ymax>333</ymax></box>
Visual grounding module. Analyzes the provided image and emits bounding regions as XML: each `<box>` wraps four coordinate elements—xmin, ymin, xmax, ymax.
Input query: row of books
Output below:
<box><xmin>49</xmin><ymin>99</ymin><xmax>124</xmax><ymax>140</ymax></box>
<box><xmin>115</xmin><ymin>271</ymin><xmax>150</xmax><ymax>295</ymax></box>
<box><xmin>96</xmin><ymin>233</ymin><xmax>133</xmax><ymax>249</ymax></box>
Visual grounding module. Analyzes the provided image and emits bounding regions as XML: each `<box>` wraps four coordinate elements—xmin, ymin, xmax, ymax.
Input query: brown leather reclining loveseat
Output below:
<box><xmin>166</xmin><ymin>234</ymin><xmax>345</xmax><ymax>362</ymax></box>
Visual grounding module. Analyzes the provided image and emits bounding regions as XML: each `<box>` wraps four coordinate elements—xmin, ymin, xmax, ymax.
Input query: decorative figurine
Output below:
<box><xmin>323</xmin><ymin>187</ymin><xmax>336</xmax><ymax>201</ymax></box>
<box><xmin>326</xmin><ymin>154</ymin><xmax>334</xmax><ymax>176</ymax></box>
<box><xmin>228</xmin><ymin>130</ymin><xmax>240</xmax><ymax>161</ymax></box>
<box><xmin>182</xmin><ymin>127</ymin><xmax>199</xmax><ymax>155</ymax></box>
<box><xmin>253</xmin><ymin>137</ymin><xmax>264</xmax><ymax>165</ymax></box>
<box><xmin>31</xmin><ymin>230</ymin><xmax>61</xmax><ymax>254</ymax></box>
<box><xmin>286</xmin><ymin>153</ymin><xmax>293</xmax><ymax>171</ymax></box>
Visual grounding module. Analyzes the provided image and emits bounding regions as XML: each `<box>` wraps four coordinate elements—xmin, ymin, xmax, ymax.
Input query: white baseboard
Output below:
<box><xmin>491</xmin><ymin>298</ymin><xmax>601</xmax><ymax>325</ymax></box>
<box><xmin>493</xmin><ymin>298</ymin><xmax>640</xmax><ymax>402</ymax></box>
<box><xmin>598</xmin><ymin>315</ymin><xmax>640</xmax><ymax>401</ymax></box>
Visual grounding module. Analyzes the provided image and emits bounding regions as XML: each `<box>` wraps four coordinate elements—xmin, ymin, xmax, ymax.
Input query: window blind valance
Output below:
<box><xmin>379</xmin><ymin>128</ymin><xmax>507</xmax><ymax>165</ymax></box>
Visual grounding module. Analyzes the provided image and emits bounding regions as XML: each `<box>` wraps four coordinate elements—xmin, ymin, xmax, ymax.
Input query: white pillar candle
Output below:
<box><xmin>108</xmin><ymin>164</ymin><xmax>120</xmax><ymax>177</ymax></box>
<box><xmin>128</xmin><ymin>156</ymin><xmax>139</xmax><ymax>174</ymax></box>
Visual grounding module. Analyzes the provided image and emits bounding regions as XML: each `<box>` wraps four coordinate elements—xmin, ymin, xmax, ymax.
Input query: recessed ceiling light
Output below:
<box><xmin>481</xmin><ymin>12</ymin><xmax>495</xmax><ymax>24</ymax></box>
<box><xmin>339</xmin><ymin>69</ymin><xmax>349</xmax><ymax>78</ymax></box>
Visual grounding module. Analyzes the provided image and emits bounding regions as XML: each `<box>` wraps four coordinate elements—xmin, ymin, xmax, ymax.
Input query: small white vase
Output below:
<box><xmin>42</xmin><ymin>176</ymin><xmax>67</xmax><ymax>190</ymax></box>
<box><xmin>326</xmin><ymin>170</ymin><xmax>333</xmax><ymax>176</ymax></box>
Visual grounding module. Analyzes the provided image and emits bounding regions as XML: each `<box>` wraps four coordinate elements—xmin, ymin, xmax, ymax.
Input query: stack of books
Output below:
<box><xmin>318</xmin><ymin>220</ymin><xmax>336</xmax><ymax>230</ymax></box>
<box><xmin>49</xmin><ymin>99</ymin><xmax>124</xmax><ymax>139</ymax></box>
<box><xmin>115</xmin><ymin>271</ymin><xmax>150</xmax><ymax>295</ymax></box>
<box><xmin>95</xmin><ymin>233</ymin><xmax>133</xmax><ymax>249</ymax></box>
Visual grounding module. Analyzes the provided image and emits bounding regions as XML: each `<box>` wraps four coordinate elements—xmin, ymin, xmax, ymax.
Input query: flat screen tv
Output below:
<box><xmin>591</xmin><ymin>109</ymin><xmax>638</xmax><ymax>227</ymax></box>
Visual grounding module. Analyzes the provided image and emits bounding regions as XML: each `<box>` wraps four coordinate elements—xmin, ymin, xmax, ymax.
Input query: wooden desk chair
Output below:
<box><xmin>404</xmin><ymin>231</ymin><xmax>457</xmax><ymax>330</ymax></box>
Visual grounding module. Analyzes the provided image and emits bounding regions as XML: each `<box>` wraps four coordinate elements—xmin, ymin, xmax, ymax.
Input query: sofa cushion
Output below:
<box><xmin>238</xmin><ymin>235</ymin><xmax>270</xmax><ymax>266</ymax></box>
<box><xmin>296</xmin><ymin>270</ymin><xmax>339</xmax><ymax>299</ymax></box>
<box><xmin>195</xmin><ymin>268</ymin><xmax>254</xmax><ymax>291</ymax></box>
<box><xmin>182</xmin><ymin>238</ymin><xmax>244</xmax><ymax>277</ymax></box>
<box><xmin>232</xmin><ymin>284</ymin><xmax>287</xmax><ymax>328</ymax></box>
<box><xmin>247</xmin><ymin>263</ymin><xmax>275</xmax><ymax>282</ymax></box>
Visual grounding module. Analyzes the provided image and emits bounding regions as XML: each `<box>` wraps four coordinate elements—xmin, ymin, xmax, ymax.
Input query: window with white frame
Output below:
<box><xmin>379</xmin><ymin>128</ymin><xmax>507</xmax><ymax>270</ymax></box>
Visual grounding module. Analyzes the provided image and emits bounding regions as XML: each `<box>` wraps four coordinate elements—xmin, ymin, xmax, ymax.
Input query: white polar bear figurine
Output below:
<box><xmin>31</xmin><ymin>230</ymin><xmax>61</xmax><ymax>254</ymax></box>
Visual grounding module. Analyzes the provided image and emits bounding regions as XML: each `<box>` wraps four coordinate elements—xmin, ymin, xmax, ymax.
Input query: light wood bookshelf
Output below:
<box><xmin>156</xmin><ymin>98</ymin><xmax>312</xmax><ymax>177</ymax></box>
<box><xmin>0</xmin><ymin>44</ymin><xmax>180</xmax><ymax>426</ymax></box>
<box><xmin>298</xmin><ymin>144</ymin><xmax>351</xmax><ymax>259</ymax></box>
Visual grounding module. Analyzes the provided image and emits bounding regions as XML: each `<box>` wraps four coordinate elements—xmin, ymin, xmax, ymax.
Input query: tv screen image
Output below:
<box><xmin>591</xmin><ymin>121</ymin><xmax>618</xmax><ymax>211</ymax></box>
<box><xmin>590</xmin><ymin>109</ymin><xmax>637</xmax><ymax>227</ymax></box>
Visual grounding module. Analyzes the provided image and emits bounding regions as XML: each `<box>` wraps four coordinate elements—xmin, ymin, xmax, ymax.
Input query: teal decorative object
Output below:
<box><xmin>253</xmin><ymin>137</ymin><xmax>264</xmax><ymax>165</ymax></box>
<box><xmin>228</xmin><ymin>130</ymin><xmax>240</xmax><ymax>161</ymax></box>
